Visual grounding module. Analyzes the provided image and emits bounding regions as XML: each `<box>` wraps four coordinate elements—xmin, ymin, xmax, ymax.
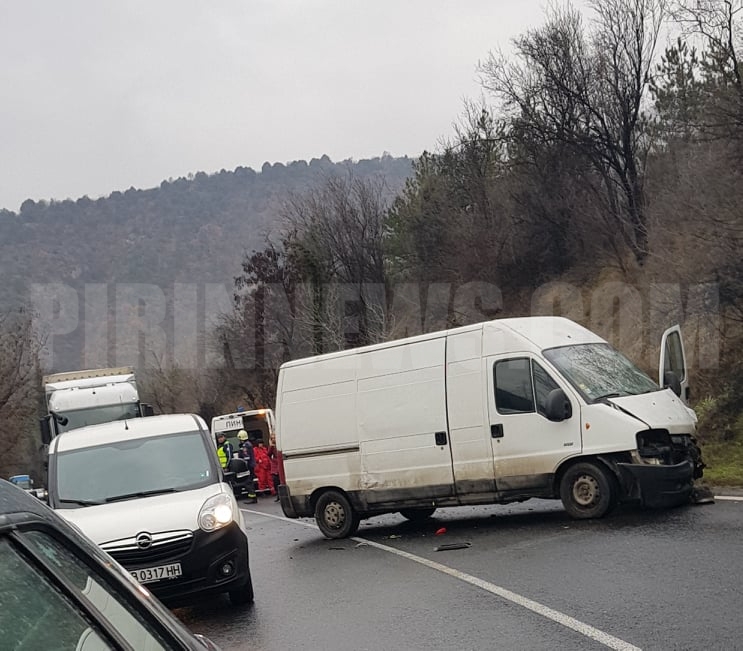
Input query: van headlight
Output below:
<box><xmin>198</xmin><ymin>493</ymin><xmax>234</xmax><ymax>532</ymax></box>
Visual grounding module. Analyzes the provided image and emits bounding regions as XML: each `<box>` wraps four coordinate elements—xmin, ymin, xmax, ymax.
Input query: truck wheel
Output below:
<box><xmin>228</xmin><ymin>569</ymin><xmax>254</xmax><ymax>606</ymax></box>
<box><xmin>560</xmin><ymin>462</ymin><xmax>615</xmax><ymax>519</ymax></box>
<box><xmin>315</xmin><ymin>491</ymin><xmax>360</xmax><ymax>539</ymax></box>
<box><xmin>399</xmin><ymin>508</ymin><xmax>436</xmax><ymax>521</ymax></box>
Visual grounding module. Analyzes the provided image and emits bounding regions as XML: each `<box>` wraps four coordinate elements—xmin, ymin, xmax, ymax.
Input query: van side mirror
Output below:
<box><xmin>663</xmin><ymin>371</ymin><xmax>682</xmax><ymax>397</ymax></box>
<box><xmin>141</xmin><ymin>403</ymin><xmax>155</xmax><ymax>417</ymax></box>
<box><xmin>40</xmin><ymin>417</ymin><xmax>52</xmax><ymax>445</ymax></box>
<box><xmin>544</xmin><ymin>389</ymin><xmax>572</xmax><ymax>422</ymax></box>
<box><xmin>50</xmin><ymin>411</ymin><xmax>68</xmax><ymax>426</ymax></box>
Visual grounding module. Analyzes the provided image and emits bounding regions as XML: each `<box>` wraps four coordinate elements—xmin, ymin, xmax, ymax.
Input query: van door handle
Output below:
<box><xmin>435</xmin><ymin>431</ymin><xmax>448</xmax><ymax>446</ymax></box>
<box><xmin>491</xmin><ymin>424</ymin><xmax>504</xmax><ymax>438</ymax></box>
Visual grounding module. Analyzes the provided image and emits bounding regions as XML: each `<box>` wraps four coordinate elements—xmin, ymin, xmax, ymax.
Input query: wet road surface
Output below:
<box><xmin>174</xmin><ymin>495</ymin><xmax>743</xmax><ymax>650</ymax></box>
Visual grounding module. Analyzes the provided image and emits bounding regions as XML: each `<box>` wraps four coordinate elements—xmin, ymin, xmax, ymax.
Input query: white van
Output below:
<box><xmin>47</xmin><ymin>413</ymin><xmax>254</xmax><ymax>606</ymax></box>
<box><xmin>210</xmin><ymin>407</ymin><xmax>276</xmax><ymax>449</ymax></box>
<box><xmin>275</xmin><ymin>316</ymin><xmax>703</xmax><ymax>538</ymax></box>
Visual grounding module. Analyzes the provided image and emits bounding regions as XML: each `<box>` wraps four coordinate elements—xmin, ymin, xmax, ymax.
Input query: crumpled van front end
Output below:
<box><xmin>591</xmin><ymin>390</ymin><xmax>698</xmax><ymax>508</ymax></box>
<box><xmin>542</xmin><ymin>333</ymin><xmax>702</xmax><ymax>513</ymax></box>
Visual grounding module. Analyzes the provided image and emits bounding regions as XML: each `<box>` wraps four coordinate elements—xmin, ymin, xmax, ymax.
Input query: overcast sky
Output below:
<box><xmin>1</xmin><ymin>0</ymin><xmax>559</xmax><ymax>212</ymax></box>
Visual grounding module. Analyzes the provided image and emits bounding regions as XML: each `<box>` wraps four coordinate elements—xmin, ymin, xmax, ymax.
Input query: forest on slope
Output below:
<box><xmin>1</xmin><ymin>0</ymin><xmax>741</xmax><ymax>485</ymax></box>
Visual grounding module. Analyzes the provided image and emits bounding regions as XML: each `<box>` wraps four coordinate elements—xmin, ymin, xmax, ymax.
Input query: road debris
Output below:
<box><xmin>434</xmin><ymin>542</ymin><xmax>471</xmax><ymax>552</ymax></box>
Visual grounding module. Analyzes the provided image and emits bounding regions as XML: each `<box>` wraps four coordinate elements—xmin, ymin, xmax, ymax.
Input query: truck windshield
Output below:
<box><xmin>56</xmin><ymin>404</ymin><xmax>141</xmax><ymax>433</ymax></box>
<box><xmin>543</xmin><ymin>343</ymin><xmax>659</xmax><ymax>404</ymax></box>
<box><xmin>54</xmin><ymin>430</ymin><xmax>214</xmax><ymax>507</ymax></box>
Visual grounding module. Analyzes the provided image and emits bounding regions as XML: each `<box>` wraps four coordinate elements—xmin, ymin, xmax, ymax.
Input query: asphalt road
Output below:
<box><xmin>174</xmin><ymin>494</ymin><xmax>743</xmax><ymax>651</ymax></box>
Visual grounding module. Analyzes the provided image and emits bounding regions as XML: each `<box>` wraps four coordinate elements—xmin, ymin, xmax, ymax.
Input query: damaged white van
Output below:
<box><xmin>275</xmin><ymin>316</ymin><xmax>705</xmax><ymax>538</ymax></box>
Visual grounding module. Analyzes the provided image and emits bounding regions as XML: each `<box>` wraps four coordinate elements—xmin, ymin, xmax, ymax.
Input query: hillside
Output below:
<box><xmin>0</xmin><ymin>155</ymin><xmax>413</xmax><ymax>370</ymax></box>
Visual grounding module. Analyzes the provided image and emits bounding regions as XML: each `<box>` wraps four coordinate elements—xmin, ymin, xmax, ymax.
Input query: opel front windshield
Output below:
<box><xmin>56</xmin><ymin>404</ymin><xmax>141</xmax><ymax>433</ymax></box>
<box><xmin>543</xmin><ymin>343</ymin><xmax>659</xmax><ymax>403</ymax></box>
<box><xmin>54</xmin><ymin>430</ymin><xmax>215</xmax><ymax>507</ymax></box>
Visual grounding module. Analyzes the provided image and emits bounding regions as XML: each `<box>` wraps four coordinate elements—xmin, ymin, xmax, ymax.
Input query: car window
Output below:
<box><xmin>494</xmin><ymin>358</ymin><xmax>536</xmax><ymax>414</ymax></box>
<box><xmin>21</xmin><ymin>529</ymin><xmax>170</xmax><ymax>651</ymax></box>
<box><xmin>663</xmin><ymin>330</ymin><xmax>686</xmax><ymax>382</ymax></box>
<box><xmin>0</xmin><ymin>536</ymin><xmax>111</xmax><ymax>651</ymax></box>
<box><xmin>533</xmin><ymin>361</ymin><xmax>561</xmax><ymax>417</ymax></box>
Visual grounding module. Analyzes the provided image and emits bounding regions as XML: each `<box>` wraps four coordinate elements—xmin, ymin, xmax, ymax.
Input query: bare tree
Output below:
<box><xmin>281</xmin><ymin>173</ymin><xmax>391</xmax><ymax>348</ymax></box>
<box><xmin>0</xmin><ymin>310</ymin><xmax>43</xmax><ymax>479</ymax></box>
<box><xmin>671</xmin><ymin>0</ymin><xmax>743</xmax><ymax>143</ymax></box>
<box><xmin>479</xmin><ymin>0</ymin><xmax>666</xmax><ymax>265</ymax></box>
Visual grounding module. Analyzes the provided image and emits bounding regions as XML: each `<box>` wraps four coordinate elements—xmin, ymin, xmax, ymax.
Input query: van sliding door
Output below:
<box><xmin>356</xmin><ymin>336</ymin><xmax>455</xmax><ymax>503</ymax></box>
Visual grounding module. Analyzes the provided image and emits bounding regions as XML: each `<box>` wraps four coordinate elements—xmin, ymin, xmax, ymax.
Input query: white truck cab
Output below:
<box><xmin>275</xmin><ymin>316</ymin><xmax>703</xmax><ymax>538</ymax></box>
<box><xmin>40</xmin><ymin>367</ymin><xmax>154</xmax><ymax>443</ymax></box>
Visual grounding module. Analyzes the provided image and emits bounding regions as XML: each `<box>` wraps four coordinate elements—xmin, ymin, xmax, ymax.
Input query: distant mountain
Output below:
<box><xmin>1</xmin><ymin>154</ymin><xmax>413</xmax><ymax>370</ymax></box>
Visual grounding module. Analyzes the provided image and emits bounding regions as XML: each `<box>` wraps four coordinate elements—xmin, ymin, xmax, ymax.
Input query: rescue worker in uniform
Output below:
<box><xmin>237</xmin><ymin>430</ymin><xmax>258</xmax><ymax>503</ymax></box>
<box><xmin>216</xmin><ymin>432</ymin><xmax>233</xmax><ymax>469</ymax></box>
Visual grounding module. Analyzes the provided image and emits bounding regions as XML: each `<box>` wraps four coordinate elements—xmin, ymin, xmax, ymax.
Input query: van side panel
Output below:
<box><xmin>278</xmin><ymin>356</ymin><xmax>361</xmax><ymax>499</ymax></box>
<box><xmin>356</xmin><ymin>337</ymin><xmax>454</xmax><ymax>503</ymax></box>
<box><xmin>446</xmin><ymin>329</ymin><xmax>496</xmax><ymax>496</ymax></box>
<box><xmin>280</xmin><ymin>356</ymin><xmax>357</xmax><ymax>452</ymax></box>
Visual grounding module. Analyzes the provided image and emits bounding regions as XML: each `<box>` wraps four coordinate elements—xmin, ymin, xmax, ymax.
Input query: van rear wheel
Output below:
<box><xmin>315</xmin><ymin>491</ymin><xmax>360</xmax><ymax>539</ymax></box>
<box><xmin>399</xmin><ymin>508</ymin><xmax>436</xmax><ymax>522</ymax></box>
<box><xmin>560</xmin><ymin>462</ymin><xmax>616</xmax><ymax>519</ymax></box>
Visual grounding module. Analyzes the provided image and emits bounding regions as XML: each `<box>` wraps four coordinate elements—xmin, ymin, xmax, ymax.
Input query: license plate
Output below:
<box><xmin>130</xmin><ymin>563</ymin><xmax>182</xmax><ymax>584</ymax></box>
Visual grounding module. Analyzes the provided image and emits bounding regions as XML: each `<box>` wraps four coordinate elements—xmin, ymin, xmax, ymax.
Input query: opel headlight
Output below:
<box><xmin>198</xmin><ymin>493</ymin><xmax>234</xmax><ymax>532</ymax></box>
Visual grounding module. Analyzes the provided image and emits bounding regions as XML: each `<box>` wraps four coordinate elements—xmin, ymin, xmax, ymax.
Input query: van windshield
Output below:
<box><xmin>54</xmin><ymin>430</ymin><xmax>215</xmax><ymax>507</ymax></box>
<box><xmin>543</xmin><ymin>343</ymin><xmax>659</xmax><ymax>403</ymax></box>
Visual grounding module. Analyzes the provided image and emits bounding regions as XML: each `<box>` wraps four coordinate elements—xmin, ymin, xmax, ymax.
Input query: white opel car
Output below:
<box><xmin>47</xmin><ymin>413</ymin><xmax>254</xmax><ymax>607</ymax></box>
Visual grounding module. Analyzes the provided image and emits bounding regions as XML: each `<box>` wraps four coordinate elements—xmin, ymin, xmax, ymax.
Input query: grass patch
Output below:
<box><xmin>694</xmin><ymin>391</ymin><xmax>743</xmax><ymax>487</ymax></box>
<box><xmin>699</xmin><ymin>440</ymin><xmax>743</xmax><ymax>486</ymax></box>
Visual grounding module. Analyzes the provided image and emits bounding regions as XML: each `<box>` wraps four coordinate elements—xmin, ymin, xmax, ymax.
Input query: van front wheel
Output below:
<box><xmin>315</xmin><ymin>491</ymin><xmax>360</xmax><ymax>539</ymax></box>
<box><xmin>560</xmin><ymin>462</ymin><xmax>615</xmax><ymax>519</ymax></box>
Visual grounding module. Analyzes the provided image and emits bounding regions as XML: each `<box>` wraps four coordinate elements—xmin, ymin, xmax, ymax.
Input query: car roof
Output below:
<box><xmin>52</xmin><ymin>413</ymin><xmax>206</xmax><ymax>453</ymax></box>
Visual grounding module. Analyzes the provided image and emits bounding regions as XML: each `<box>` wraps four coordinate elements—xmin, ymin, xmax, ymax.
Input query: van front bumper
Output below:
<box><xmin>107</xmin><ymin>521</ymin><xmax>250</xmax><ymax>606</ymax></box>
<box><xmin>616</xmin><ymin>459</ymin><xmax>694</xmax><ymax>508</ymax></box>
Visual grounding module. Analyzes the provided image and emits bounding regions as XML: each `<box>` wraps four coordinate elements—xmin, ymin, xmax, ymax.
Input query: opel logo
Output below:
<box><xmin>136</xmin><ymin>532</ymin><xmax>153</xmax><ymax>550</ymax></box>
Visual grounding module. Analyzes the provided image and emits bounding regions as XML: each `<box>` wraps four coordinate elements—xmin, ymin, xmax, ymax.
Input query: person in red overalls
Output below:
<box><xmin>252</xmin><ymin>439</ymin><xmax>271</xmax><ymax>494</ymax></box>
<box><xmin>267</xmin><ymin>438</ymin><xmax>280</xmax><ymax>500</ymax></box>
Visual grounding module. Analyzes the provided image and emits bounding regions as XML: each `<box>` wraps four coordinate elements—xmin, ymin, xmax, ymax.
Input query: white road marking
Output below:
<box><xmin>241</xmin><ymin>508</ymin><xmax>642</xmax><ymax>651</ymax></box>
<box><xmin>714</xmin><ymin>495</ymin><xmax>743</xmax><ymax>501</ymax></box>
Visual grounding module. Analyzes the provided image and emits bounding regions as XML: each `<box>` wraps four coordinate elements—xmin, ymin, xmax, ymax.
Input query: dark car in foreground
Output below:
<box><xmin>0</xmin><ymin>478</ymin><xmax>220</xmax><ymax>650</ymax></box>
